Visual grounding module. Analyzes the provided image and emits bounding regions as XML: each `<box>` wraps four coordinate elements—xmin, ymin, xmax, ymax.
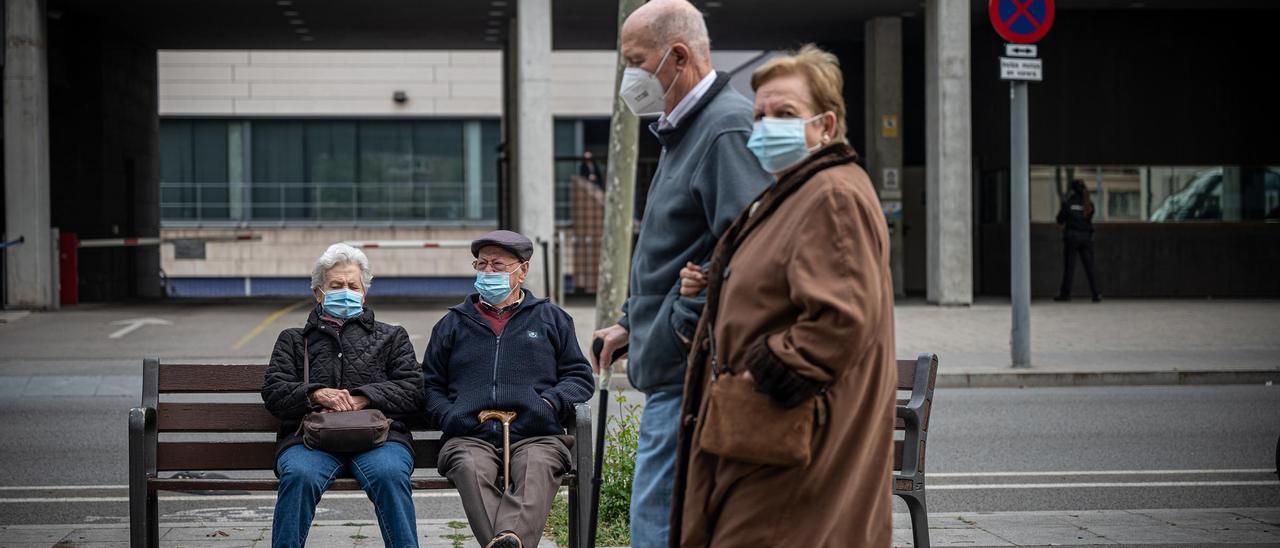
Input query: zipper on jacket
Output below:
<box><xmin>491</xmin><ymin>335</ymin><xmax>502</xmax><ymax>402</ymax></box>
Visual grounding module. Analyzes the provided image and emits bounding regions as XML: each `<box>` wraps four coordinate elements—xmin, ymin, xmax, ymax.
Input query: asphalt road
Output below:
<box><xmin>0</xmin><ymin>384</ymin><xmax>1276</xmax><ymax>526</ymax></box>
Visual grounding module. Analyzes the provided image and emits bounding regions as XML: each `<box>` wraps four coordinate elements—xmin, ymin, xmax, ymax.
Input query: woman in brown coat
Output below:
<box><xmin>670</xmin><ymin>44</ymin><xmax>897</xmax><ymax>547</ymax></box>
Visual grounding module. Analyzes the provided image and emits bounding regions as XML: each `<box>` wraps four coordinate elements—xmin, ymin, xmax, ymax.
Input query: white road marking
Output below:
<box><xmin>929</xmin><ymin>481</ymin><xmax>1279</xmax><ymax>490</ymax></box>
<box><xmin>108</xmin><ymin>317</ymin><xmax>172</xmax><ymax>339</ymax></box>
<box><xmin>930</xmin><ymin>468</ymin><xmax>1276</xmax><ymax>478</ymax></box>
<box><xmin>0</xmin><ymin>492</ymin><xmax>462</xmax><ymax>503</ymax></box>
<box><xmin>3</xmin><ymin>470</ymin><xmax>1274</xmax><ymax>502</ymax></box>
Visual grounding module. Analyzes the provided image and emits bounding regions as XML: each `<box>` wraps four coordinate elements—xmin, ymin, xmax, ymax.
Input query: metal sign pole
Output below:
<box><xmin>1010</xmin><ymin>80</ymin><xmax>1031</xmax><ymax>368</ymax></box>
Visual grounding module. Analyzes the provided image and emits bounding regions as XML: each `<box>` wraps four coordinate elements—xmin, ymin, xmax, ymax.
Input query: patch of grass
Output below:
<box><xmin>443</xmin><ymin>520</ymin><xmax>471</xmax><ymax>548</ymax></box>
<box><xmin>350</xmin><ymin>533</ymin><xmax>369</xmax><ymax>540</ymax></box>
<box><xmin>342</xmin><ymin>522</ymin><xmax>372</xmax><ymax>527</ymax></box>
<box><xmin>544</xmin><ymin>393</ymin><xmax>640</xmax><ymax>547</ymax></box>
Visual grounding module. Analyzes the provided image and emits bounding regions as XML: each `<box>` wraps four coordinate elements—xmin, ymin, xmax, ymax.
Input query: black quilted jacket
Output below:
<box><xmin>262</xmin><ymin>306</ymin><xmax>424</xmax><ymax>459</ymax></box>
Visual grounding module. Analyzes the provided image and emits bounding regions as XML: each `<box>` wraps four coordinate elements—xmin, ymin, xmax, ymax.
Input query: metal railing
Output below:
<box><xmin>160</xmin><ymin>181</ymin><xmax>497</xmax><ymax>226</ymax></box>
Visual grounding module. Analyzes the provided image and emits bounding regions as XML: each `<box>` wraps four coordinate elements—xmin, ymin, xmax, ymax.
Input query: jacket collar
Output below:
<box><xmin>303</xmin><ymin>304</ymin><xmax>376</xmax><ymax>334</ymax></box>
<box><xmin>739</xmin><ymin>143</ymin><xmax>859</xmax><ymax>238</ymax></box>
<box><xmin>648</xmin><ymin>71</ymin><xmax>732</xmax><ymax>149</ymax></box>
<box><xmin>451</xmin><ymin>288</ymin><xmax>545</xmax><ymax>322</ymax></box>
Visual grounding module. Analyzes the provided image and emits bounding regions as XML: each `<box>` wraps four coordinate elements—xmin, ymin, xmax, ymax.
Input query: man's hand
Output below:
<box><xmin>309</xmin><ymin>388</ymin><xmax>356</xmax><ymax>411</ymax></box>
<box><xmin>590</xmin><ymin>324</ymin><xmax>629</xmax><ymax>374</ymax></box>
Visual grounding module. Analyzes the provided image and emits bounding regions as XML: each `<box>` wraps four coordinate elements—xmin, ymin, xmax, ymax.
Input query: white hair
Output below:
<box><xmin>311</xmin><ymin>243</ymin><xmax>373</xmax><ymax>290</ymax></box>
<box><xmin>651</xmin><ymin>2</ymin><xmax>711</xmax><ymax>61</ymax></box>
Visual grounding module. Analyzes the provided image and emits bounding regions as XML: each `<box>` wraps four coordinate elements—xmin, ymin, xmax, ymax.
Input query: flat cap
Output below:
<box><xmin>471</xmin><ymin>230</ymin><xmax>534</xmax><ymax>262</ymax></box>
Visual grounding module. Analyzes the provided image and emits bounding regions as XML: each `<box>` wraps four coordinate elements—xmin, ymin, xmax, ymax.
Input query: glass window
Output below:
<box><xmin>161</xmin><ymin>118</ymin><xmax>504</xmax><ymax>225</ymax></box>
<box><xmin>159</xmin><ymin>120</ymin><xmax>230</xmax><ymax>221</ymax></box>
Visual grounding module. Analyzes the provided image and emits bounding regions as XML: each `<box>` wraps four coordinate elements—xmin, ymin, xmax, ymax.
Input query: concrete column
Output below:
<box><xmin>514</xmin><ymin>0</ymin><xmax>555</xmax><ymax>296</ymax></box>
<box><xmin>500</xmin><ymin>20</ymin><xmax>519</xmax><ymax>231</ymax></box>
<box><xmin>925</xmin><ymin>0</ymin><xmax>973</xmax><ymax>305</ymax></box>
<box><xmin>865</xmin><ymin>17</ymin><xmax>905</xmax><ymax>298</ymax></box>
<box><xmin>3</xmin><ymin>0</ymin><xmax>55</xmax><ymax>308</ymax></box>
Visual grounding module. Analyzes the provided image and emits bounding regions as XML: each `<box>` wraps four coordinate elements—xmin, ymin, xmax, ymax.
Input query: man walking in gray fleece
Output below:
<box><xmin>590</xmin><ymin>1</ymin><xmax>772</xmax><ymax>545</ymax></box>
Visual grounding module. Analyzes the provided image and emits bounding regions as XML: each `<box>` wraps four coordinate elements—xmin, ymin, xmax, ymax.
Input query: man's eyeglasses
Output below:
<box><xmin>472</xmin><ymin>260</ymin><xmax>523</xmax><ymax>272</ymax></box>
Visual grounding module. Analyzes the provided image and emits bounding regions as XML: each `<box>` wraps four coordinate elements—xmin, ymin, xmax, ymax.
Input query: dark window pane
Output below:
<box><xmin>252</xmin><ymin>122</ymin><xmax>309</xmax><ymax>220</ymax></box>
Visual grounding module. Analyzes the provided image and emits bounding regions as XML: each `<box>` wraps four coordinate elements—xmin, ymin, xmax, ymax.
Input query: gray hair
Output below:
<box><xmin>650</xmin><ymin>1</ymin><xmax>712</xmax><ymax>61</ymax></box>
<box><xmin>311</xmin><ymin>243</ymin><xmax>373</xmax><ymax>290</ymax></box>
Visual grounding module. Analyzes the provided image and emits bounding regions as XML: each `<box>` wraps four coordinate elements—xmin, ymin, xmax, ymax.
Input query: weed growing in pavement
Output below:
<box><xmin>443</xmin><ymin>520</ymin><xmax>471</xmax><ymax>548</ymax></box>
<box><xmin>545</xmin><ymin>393</ymin><xmax>640</xmax><ymax>546</ymax></box>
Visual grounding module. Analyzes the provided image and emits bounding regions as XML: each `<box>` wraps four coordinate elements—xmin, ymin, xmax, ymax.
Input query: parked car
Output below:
<box><xmin>1150</xmin><ymin>167</ymin><xmax>1280</xmax><ymax>221</ymax></box>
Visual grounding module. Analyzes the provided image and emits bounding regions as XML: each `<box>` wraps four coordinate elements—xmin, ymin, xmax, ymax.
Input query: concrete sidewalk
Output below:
<box><xmin>0</xmin><ymin>298</ymin><xmax>1276</xmax><ymax>389</ymax></box>
<box><xmin>3</xmin><ymin>508</ymin><xmax>1277</xmax><ymax>547</ymax></box>
<box><xmin>587</xmin><ymin>298</ymin><xmax>1280</xmax><ymax>389</ymax></box>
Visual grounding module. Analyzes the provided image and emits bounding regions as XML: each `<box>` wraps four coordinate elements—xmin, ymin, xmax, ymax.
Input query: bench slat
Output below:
<box><xmin>158</xmin><ymin>403</ymin><xmax>279</xmax><ymax>432</ymax></box>
<box><xmin>160</xmin><ymin>364</ymin><xmax>266</xmax><ymax>393</ymax></box>
<box><xmin>896</xmin><ymin>359</ymin><xmax>915</xmax><ymax>390</ymax></box>
<box><xmin>148</xmin><ymin>476</ymin><xmax>576</xmax><ymax>492</ymax></box>
<box><xmin>157</xmin><ymin>440</ymin><xmax>446</xmax><ymax>471</ymax></box>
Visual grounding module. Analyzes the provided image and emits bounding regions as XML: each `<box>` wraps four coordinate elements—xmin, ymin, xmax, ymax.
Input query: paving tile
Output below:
<box><xmin>1059</xmin><ymin>509</ymin><xmax>1166</xmax><ymax>528</ymax></box>
<box><xmin>0</xmin><ymin>526</ymin><xmax>76</xmax><ymax>543</ymax></box>
<box><xmin>60</xmin><ymin>527</ymin><xmax>132</xmax><ymax>542</ymax></box>
<box><xmin>982</xmin><ymin>525</ymin><xmax>1117</xmax><ymax>546</ymax></box>
<box><xmin>928</xmin><ymin>526</ymin><xmax>1016</xmax><ymax>546</ymax></box>
<box><xmin>162</xmin><ymin>526</ymin><xmax>267</xmax><ymax>542</ymax></box>
<box><xmin>22</xmin><ymin>375</ymin><xmax>100</xmax><ymax>396</ymax></box>
<box><xmin>1086</xmin><ymin>524</ymin><xmax>1225</xmax><ymax>544</ymax></box>
<box><xmin>0</xmin><ymin>376</ymin><xmax>30</xmax><ymax>397</ymax></box>
<box><xmin>94</xmin><ymin>376</ymin><xmax>141</xmax><ymax>396</ymax></box>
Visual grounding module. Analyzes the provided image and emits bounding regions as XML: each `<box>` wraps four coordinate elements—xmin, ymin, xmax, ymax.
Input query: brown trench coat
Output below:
<box><xmin>671</xmin><ymin>144</ymin><xmax>897</xmax><ymax>547</ymax></box>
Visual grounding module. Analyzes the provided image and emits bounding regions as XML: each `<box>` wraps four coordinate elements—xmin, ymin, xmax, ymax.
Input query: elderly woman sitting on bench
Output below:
<box><xmin>262</xmin><ymin>243</ymin><xmax>425</xmax><ymax>548</ymax></box>
<box><xmin>422</xmin><ymin>230</ymin><xmax>594</xmax><ymax>548</ymax></box>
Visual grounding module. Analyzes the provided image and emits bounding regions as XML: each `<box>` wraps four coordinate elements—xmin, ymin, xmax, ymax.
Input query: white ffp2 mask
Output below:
<box><xmin>619</xmin><ymin>48</ymin><xmax>676</xmax><ymax>117</ymax></box>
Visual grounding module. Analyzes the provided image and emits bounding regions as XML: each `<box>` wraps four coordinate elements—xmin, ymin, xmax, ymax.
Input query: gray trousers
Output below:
<box><xmin>438</xmin><ymin>435</ymin><xmax>571</xmax><ymax>547</ymax></box>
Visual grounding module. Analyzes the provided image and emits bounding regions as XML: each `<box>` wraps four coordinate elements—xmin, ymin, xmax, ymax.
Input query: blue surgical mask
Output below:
<box><xmin>746</xmin><ymin>114</ymin><xmax>826</xmax><ymax>174</ymax></box>
<box><xmin>475</xmin><ymin>271</ymin><xmax>514</xmax><ymax>305</ymax></box>
<box><xmin>322</xmin><ymin>289</ymin><xmax>363</xmax><ymax>319</ymax></box>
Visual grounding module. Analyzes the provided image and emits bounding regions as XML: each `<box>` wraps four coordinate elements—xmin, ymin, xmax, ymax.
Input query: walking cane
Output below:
<box><xmin>477</xmin><ymin>410</ymin><xmax>519</xmax><ymax>491</ymax></box>
<box><xmin>588</xmin><ymin>338</ymin><xmax>628</xmax><ymax>547</ymax></box>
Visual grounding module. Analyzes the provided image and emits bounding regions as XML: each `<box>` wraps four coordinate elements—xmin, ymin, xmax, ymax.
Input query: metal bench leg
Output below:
<box><xmin>567</xmin><ymin>484</ymin><xmax>579</xmax><ymax>548</ymax></box>
<box><xmin>903</xmin><ymin>491</ymin><xmax>930</xmax><ymax>548</ymax></box>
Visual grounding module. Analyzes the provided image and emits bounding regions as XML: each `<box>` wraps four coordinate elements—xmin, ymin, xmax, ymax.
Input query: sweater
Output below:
<box><xmin>618</xmin><ymin>71</ymin><xmax>774</xmax><ymax>394</ymax></box>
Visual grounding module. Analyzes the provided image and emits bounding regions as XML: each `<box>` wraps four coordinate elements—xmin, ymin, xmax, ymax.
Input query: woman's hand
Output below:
<box><xmin>679</xmin><ymin>262</ymin><xmax>708</xmax><ymax>297</ymax></box>
<box><xmin>310</xmin><ymin>388</ymin><xmax>358</xmax><ymax>411</ymax></box>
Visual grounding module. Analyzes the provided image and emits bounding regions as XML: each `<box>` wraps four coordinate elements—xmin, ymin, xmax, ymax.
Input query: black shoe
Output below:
<box><xmin>1053</xmin><ymin>295</ymin><xmax>1070</xmax><ymax>302</ymax></box>
<box><xmin>486</xmin><ymin>532</ymin><xmax>522</xmax><ymax>548</ymax></box>
<box><xmin>1092</xmin><ymin>295</ymin><xmax>1102</xmax><ymax>303</ymax></box>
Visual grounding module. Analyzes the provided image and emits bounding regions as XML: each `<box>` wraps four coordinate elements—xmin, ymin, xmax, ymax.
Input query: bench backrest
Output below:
<box><xmin>144</xmin><ymin>354</ymin><xmax>937</xmax><ymax>476</ymax></box>
<box><xmin>893</xmin><ymin>353</ymin><xmax>938</xmax><ymax>480</ymax></box>
<box><xmin>143</xmin><ymin>359</ymin><xmax>441</xmax><ymax>472</ymax></box>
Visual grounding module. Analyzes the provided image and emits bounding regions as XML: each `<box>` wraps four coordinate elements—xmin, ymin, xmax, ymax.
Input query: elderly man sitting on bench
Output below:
<box><xmin>423</xmin><ymin>230</ymin><xmax>595</xmax><ymax>548</ymax></box>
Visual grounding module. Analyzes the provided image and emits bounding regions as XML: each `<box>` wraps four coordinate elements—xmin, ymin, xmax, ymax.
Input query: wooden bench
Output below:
<box><xmin>895</xmin><ymin>353</ymin><xmax>939</xmax><ymax>548</ymax></box>
<box><xmin>128</xmin><ymin>358</ymin><xmax>593</xmax><ymax>548</ymax></box>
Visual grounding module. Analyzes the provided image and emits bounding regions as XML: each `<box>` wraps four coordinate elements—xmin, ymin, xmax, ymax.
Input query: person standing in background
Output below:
<box><xmin>1055</xmin><ymin>179</ymin><xmax>1102</xmax><ymax>302</ymax></box>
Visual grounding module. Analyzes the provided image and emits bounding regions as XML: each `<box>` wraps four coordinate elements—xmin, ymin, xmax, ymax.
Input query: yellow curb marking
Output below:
<box><xmin>232</xmin><ymin>299</ymin><xmax>311</xmax><ymax>350</ymax></box>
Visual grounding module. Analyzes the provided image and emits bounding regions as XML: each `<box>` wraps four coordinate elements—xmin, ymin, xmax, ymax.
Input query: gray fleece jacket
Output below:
<box><xmin>619</xmin><ymin>71</ymin><xmax>773</xmax><ymax>394</ymax></box>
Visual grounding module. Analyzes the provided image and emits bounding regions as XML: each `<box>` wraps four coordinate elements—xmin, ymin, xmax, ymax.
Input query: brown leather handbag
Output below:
<box><xmin>297</xmin><ymin>338</ymin><xmax>391</xmax><ymax>453</ymax></box>
<box><xmin>697</xmin><ymin>332</ymin><xmax>825</xmax><ymax>468</ymax></box>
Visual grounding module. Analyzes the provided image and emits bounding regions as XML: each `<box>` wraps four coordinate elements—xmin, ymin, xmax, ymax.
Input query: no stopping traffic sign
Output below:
<box><xmin>989</xmin><ymin>0</ymin><xmax>1055</xmax><ymax>44</ymax></box>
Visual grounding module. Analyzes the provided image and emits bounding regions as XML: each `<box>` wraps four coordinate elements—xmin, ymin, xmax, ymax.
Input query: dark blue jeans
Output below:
<box><xmin>273</xmin><ymin>443</ymin><xmax>417</xmax><ymax>547</ymax></box>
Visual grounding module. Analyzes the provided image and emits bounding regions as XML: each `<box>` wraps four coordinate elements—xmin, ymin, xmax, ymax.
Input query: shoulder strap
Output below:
<box><xmin>303</xmin><ymin>337</ymin><xmax>309</xmax><ymax>385</ymax></box>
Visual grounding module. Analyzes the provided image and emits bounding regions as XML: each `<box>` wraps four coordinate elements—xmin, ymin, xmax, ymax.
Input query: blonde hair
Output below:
<box><xmin>751</xmin><ymin>44</ymin><xmax>848</xmax><ymax>144</ymax></box>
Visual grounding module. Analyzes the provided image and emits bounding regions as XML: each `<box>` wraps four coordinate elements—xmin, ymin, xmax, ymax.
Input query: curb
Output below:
<box><xmin>603</xmin><ymin>369</ymin><xmax>1280</xmax><ymax>391</ymax></box>
<box><xmin>936</xmin><ymin>368</ymin><xmax>1280</xmax><ymax>388</ymax></box>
